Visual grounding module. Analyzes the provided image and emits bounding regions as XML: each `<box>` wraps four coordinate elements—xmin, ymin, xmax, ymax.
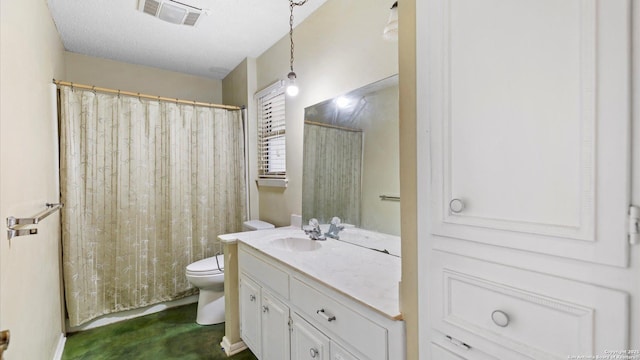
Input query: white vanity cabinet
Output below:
<box><xmin>430</xmin><ymin>343</ymin><xmax>468</xmax><ymax>360</ymax></box>
<box><xmin>238</xmin><ymin>243</ymin><xmax>405</xmax><ymax>360</ymax></box>
<box><xmin>291</xmin><ymin>313</ymin><xmax>361</xmax><ymax>360</ymax></box>
<box><xmin>238</xmin><ymin>246</ymin><xmax>291</xmax><ymax>360</ymax></box>
<box><xmin>290</xmin><ymin>277</ymin><xmax>388</xmax><ymax>360</ymax></box>
<box><xmin>239</xmin><ymin>276</ymin><xmax>262</xmax><ymax>358</ymax></box>
<box><xmin>261</xmin><ymin>292</ymin><xmax>291</xmax><ymax>360</ymax></box>
<box><xmin>416</xmin><ymin>0</ymin><xmax>637</xmax><ymax>359</ymax></box>
<box><xmin>239</xmin><ymin>275</ymin><xmax>291</xmax><ymax>360</ymax></box>
<box><xmin>291</xmin><ymin>313</ymin><xmax>330</xmax><ymax>360</ymax></box>
<box><xmin>330</xmin><ymin>341</ymin><xmax>360</xmax><ymax>360</ymax></box>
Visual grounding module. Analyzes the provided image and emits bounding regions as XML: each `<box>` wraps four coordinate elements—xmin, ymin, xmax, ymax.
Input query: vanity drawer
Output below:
<box><xmin>431</xmin><ymin>343</ymin><xmax>467</xmax><ymax>360</ymax></box>
<box><xmin>239</xmin><ymin>247</ymin><xmax>289</xmax><ymax>299</ymax></box>
<box><xmin>433</xmin><ymin>253</ymin><xmax>628</xmax><ymax>359</ymax></box>
<box><xmin>291</xmin><ymin>277</ymin><xmax>386</xmax><ymax>360</ymax></box>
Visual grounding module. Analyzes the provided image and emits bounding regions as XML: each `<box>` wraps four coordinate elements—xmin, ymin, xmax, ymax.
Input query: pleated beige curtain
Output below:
<box><xmin>302</xmin><ymin>123</ymin><xmax>362</xmax><ymax>226</ymax></box>
<box><xmin>59</xmin><ymin>87</ymin><xmax>246</xmax><ymax>326</ymax></box>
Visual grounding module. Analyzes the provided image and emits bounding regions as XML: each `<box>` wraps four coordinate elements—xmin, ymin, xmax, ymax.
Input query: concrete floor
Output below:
<box><xmin>62</xmin><ymin>303</ymin><xmax>257</xmax><ymax>360</ymax></box>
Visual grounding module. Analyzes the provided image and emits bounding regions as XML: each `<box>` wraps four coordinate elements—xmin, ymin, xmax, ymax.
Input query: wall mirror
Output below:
<box><xmin>302</xmin><ymin>75</ymin><xmax>400</xmax><ymax>236</ymax></box>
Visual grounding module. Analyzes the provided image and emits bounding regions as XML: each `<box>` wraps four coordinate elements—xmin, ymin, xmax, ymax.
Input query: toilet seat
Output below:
<box><xmin>186</xmin><ymin>255</ymin><xmax>224</xmax><ymax>276</ymax></box>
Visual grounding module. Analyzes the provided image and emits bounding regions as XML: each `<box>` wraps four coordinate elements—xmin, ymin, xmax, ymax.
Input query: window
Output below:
<box><xmin>256</xmin><ymin>81</ymin><xmax>287</xmax><ymax>186</ymax></box>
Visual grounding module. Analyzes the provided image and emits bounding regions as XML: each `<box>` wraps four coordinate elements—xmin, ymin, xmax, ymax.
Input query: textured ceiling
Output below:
<box><xmin>48</xmin><ymin>0</ymin><xmax>328</xmax><ymax>79</ymax></box>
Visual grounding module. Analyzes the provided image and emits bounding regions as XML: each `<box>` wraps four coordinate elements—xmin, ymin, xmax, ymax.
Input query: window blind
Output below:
<box><xmin>257</xmin><ymin>82</ymin><xmax>286</xmax><ymax>179</ymax></box>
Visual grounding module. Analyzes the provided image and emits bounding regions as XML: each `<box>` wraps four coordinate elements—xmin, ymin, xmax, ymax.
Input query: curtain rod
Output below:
<box><xmin>53</xmin><ymin>79</ymin><xmax>242</xmax><ymax>111</ymax></box>
<box><xmin>304</xmin><ymin>120</ymin><xmax>363</xmax><ymax>132</ymax></box>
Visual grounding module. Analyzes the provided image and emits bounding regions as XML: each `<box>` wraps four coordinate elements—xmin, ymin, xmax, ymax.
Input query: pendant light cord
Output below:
<box><xmin>289</xmin><ymin>0</ymin><xmax>308</xmax><ymax>72</ymax></box>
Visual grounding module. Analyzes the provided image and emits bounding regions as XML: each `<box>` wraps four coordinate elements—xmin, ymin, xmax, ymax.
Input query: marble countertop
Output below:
<box><xmin>219</xmin><ymin>226</ymin><xmax>402</xmax><ymax>320</ymax></box>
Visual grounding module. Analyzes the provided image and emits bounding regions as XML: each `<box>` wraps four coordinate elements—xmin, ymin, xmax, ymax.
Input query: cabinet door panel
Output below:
<box><xmin>292</xmin><ymin>313</ymin><xmax>330</xmax><ymax>360</ymax></box>
<box><xmin>239</xmin><ymin>275</ymin><xmax>261</xmax><ymax>358</ymax></box>
<box><xmin>262</xmin><ymin>290</ymin><xmax>291</xmax><ymax>360</ymax></box>
<box><xmin>330</xmin><ymin>341</ymin><xmax>360</xmax><ymax>360</ymax></box>
<box><xmin>424</xmin><ymin>0</ymin><xmax>631</xmax><ymax>266</ymax></box>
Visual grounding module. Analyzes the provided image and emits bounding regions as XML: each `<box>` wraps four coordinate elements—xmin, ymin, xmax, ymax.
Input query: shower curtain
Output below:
<box><xmin>302</xmin><ymin>123</ymin><xmax>362</xmax><ymax>226</ymax></box>
<box><xmin>59</xmin><ymin>87</ymin><xmax>246</xmax><ymax>326</ymax></box>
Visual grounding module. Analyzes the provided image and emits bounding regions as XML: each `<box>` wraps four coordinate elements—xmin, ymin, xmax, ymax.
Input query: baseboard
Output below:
<box><xmin>67</xmin><ymin>295</ymin><xmax>198</xmax><ymax>332</ymax></box>
<box><xmin>52</xmin><ymin>333</ymin><xmax>66</xmax><ymax>360</ymax></box>
<box><xmin>220</xmin><ymin>336</ymin><xmax>247</xmax><ymax>356</ymax></box>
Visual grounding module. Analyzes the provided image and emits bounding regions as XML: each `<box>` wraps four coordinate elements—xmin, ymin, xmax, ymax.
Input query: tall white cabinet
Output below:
<box><xmin>416</xmin><ymin>0</ymin><xmax>638</xmax><ymax>359</ymax></box>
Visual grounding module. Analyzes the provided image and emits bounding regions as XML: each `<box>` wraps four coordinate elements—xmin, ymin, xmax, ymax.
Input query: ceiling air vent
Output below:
<box><xmin>183</xmin><ymin>12</ymin><xmax>201</xmax><ymax>26</ymax></box>
<box><xmin>142</xmin><ymin>0</ymin><xmax>161</xmax><ymax>16</ymax></box>
<box><xmin>138</xmin><ymin>0</ymin><xmax>204</xmax><ymax>26</ymax></box>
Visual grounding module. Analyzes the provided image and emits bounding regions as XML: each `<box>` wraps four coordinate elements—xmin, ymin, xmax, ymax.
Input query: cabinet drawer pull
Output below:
<box><xmin>446</xmin><ymin>335</ymin><xmax>471</xmax><ymax>350</ymax></box>
<box><xmin>249</xmin><ymin>294</ymin><xmax>256</xmax><ymax>302</ymax></box>
<box><xmin>316</xmin><ymin>308</ymin><xmax>336</xmax><ymax>322</ymax></box>
<box><xmin>449</xmin><ymin>198</ymin><xmax>465</xmax><ymax>213</ymax></box>
<box><xmin>310</xmin><ymin>347</ymin><xmax>319</xmax><ymax>358</ymax></box>
<box><xmin>262</xmin><ymin>305</ymin><xmax>269</xmax><ymax>313</ymax></box>
<box><xmin>491</xmin><ymin>310</ymin><xmax>510</xmax><ymax>327</ymax></box>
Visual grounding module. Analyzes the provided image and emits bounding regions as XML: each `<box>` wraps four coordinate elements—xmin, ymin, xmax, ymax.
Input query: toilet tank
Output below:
<box><xmin>243</xmin><ymin>220</ymin><xmax>275</xmax><ymax>231</ymax></box>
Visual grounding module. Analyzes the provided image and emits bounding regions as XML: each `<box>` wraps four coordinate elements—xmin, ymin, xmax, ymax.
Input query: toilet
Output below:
<box><xmin>186</xmin><ymin>254</ymin><xmax>226</xmax><ymax>325</ymax></box>
<box><xmin>185</xmin><ymin>220</ymin><xmax>274</xmax><ymax>325</ymax></box>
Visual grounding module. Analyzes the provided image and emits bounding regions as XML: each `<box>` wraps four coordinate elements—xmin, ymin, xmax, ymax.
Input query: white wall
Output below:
<box><xmin>0</xmin><ymin>0</ymin><xmax>66</xmax><ymax>359</ymax></box>
<box><xmin>65</xmin><ymin>52</ymin><xmax>223</xmax><ymax>103</ymax></box>
<box><xmin>254</xmin><ymin>0</ymin><xmax>398</xmax><ymax>226</ymax></box>
<box><xmin>223</xmin><ymin>58</ymin><xmax>260</xmax><ymax>221</ymax></box>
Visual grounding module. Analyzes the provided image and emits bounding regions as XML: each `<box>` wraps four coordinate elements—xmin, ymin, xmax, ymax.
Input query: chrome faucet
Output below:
<box><xmin>304</xmin><ymin>218</ymin><xmax>326</xmax><ymax>241</ymax></box>
<box><xmin>325</xmin><ymin>217</ymin><xmax>344</xmax><ymax>240</ymax></box>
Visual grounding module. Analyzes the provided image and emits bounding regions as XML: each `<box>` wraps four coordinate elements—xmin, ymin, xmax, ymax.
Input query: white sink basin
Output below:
<box><xmin>270</xmin><ymin>237</ymin><xmax>322</xmax><ymax>252</ymax></box>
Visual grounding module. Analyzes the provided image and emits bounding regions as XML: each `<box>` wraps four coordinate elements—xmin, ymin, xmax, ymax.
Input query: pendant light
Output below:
<box><xmin>287</xmin><ymin>0</ymin><xmax>308</xmax><ymax>97</ymax></box>
<box><xmin>383</xmin><ymin>2</ymin><xmax>398</xmax><ymax>41</ymax></box>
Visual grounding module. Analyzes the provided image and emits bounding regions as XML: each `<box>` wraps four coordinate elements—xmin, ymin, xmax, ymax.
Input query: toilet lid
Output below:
<box><xmin>186</xmin><ymin>254</ymin><xmax>224</xmax><ymax>273</ymax></box>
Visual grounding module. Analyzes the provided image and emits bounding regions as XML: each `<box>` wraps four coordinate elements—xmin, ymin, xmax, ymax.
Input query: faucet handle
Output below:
<box><xmin>304</xmin><ymin>218</ymin><xmax>326</xmax><ymax>240</ymax></box>
<box><xmin>304</xmin><ymin>218</ymin><xmax>322</xmax><ymax>235</ymax></box>
<box><xmin>310</xmin><ymin>218</ymin><xmax>322</xmax><ymax>232</ymax></box>
<box><xmin>330</xmin><ymin>217</ymin><xmax>344</xmax><ymax>230</ymax></box>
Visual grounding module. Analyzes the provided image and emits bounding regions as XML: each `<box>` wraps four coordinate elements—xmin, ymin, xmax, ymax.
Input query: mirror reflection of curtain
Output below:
<box><xmin>59</xmin><ymin>87</ymin><xmax>246</xmax><ymax>326</ymax></box>
<box><xmin>302</xmin><ymin>122</ymin><xmax>362</xmax><ymax>226</ymax></box>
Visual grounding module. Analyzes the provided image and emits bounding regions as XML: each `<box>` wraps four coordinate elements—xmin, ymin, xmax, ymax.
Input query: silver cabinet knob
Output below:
<box><xmin>249</xmin><ymin>294</ymin><xmax>256</xmax><ymax>302</ymax></box>
<box><xmin>491</xmin><ymin>310</ymin><xmax>510</xmax><ymax>327</ymax></box>
<box><xmin>310</xmin><ymin>348</ymin><xmax>319</xmax><ymax>358</ymax></box>
<box><xmin>262</xmin><ymin>305</ymin><xmax>269</xmax><ymax>313</ymax></box>
<box><xmin>449</xmin><ymin>198</ymin><xmax>465</xmax><ymax>213</ymax></box>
